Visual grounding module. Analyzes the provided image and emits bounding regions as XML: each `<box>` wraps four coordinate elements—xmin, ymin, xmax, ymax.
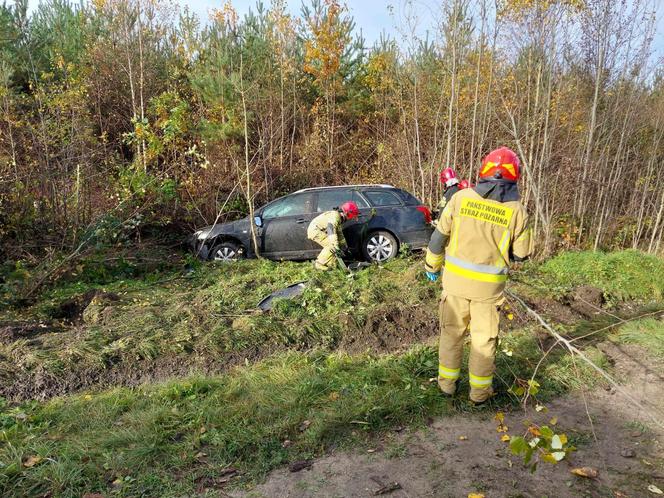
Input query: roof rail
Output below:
<box><xmin>293</xmin><ymin>184</ymin><xmax>394</xmax><ymax>194</ymax></box>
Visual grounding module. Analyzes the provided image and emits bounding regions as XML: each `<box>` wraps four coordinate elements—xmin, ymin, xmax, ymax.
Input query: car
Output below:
<box><xmin>191</xmin><ymin>184</ymin><xmax>433</xmax><ymax>263</ymax></box>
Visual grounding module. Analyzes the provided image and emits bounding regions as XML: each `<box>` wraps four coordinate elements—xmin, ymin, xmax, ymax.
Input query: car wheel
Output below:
<box><xmin>363</xmin><ymin>231</ymin><xmax>398</xmax><ymax>263</ymax></box>
<box><xmin>210</xmin><ymin>241</ymin><xmax>243</xmax><ymax>262</ymax></box>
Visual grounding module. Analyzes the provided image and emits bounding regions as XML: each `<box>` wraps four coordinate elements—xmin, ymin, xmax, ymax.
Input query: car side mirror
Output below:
<box><xmin>254</xmin><ymin>216</ymin><xmax>263</xmax><ymax>227</ymax></box>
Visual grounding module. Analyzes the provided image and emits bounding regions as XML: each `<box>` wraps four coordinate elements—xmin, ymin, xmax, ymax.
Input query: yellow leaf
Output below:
<box><xmin>559</xmin><ymin>434</ymin><xmax>568</xmax><ymax>445</ymax></box>
<box><xmin>459</xmin><ymin>436</ymin><xmax>468</xmax><ymax>440</ymax></box>
<box><xmin>535</xmin><ymin>404</ymin><xmax>547</xmax><ymax>412</ymax></box>
<box><xmin>494</xmin><ymin>412</ymin><xmax>505</xmax><ymax>423</ymax></box>
<box><xmin>23</xmin><ymin>455</ymin><xmax>43</xmax><ymax>468</ymax></box>
<box><xmin>84</xmin><ymin>394</ymin><xmax>92</xmax><ymax>400</ymax></box>
<box><xmin>329</xmin><ymin>391</ymin><xmax>340</xmax><ymax>401</ymax></box>
<box><xmin>549</xmin><ymin>417</ymin><xmax>558</xmax><ymax>425</ymax></box>
<box><xmin>501</xmin><ymin>434</ymin><xmax>511</xmax><ymax>442</ymax></box>
<box><xmin>468</xmin><ymin>494</ymin><xmax>485</xmax><ymax>498</ymax></box>
<box><xmin>507</xmin><ymin>313</ymin><xmax>514</xmax><ymax>320</ymax></box>
<box><xmin>571</xmin><ymin>467</ymin><xmax>598</xmax><ymax>478</ymax></box>
<box><xmin>496</xmin><ymin>424</ymin><xmax>509</xmax><ymax>433</ymax></box>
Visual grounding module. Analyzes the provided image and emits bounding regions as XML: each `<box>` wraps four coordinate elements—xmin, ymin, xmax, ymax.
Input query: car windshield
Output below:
<box><xmin>316</xmin><ymin>189</ymin><xmax>369</xmax><ymax>212</ymax></box>
<box><xmin>262</xmin><ymin>193</ymin><xmax>314</xmax><ymax>219</ymax></box>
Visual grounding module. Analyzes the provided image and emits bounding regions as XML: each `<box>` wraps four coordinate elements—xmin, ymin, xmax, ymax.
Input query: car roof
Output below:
<box><xmin>293</xmin><ymin>184</ymin><xmax>395</xmax><ymax>194</ymax></box>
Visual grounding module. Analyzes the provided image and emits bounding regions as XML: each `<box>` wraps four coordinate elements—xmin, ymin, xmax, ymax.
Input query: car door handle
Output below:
<box><xmin>295</xmin><ymin>218</ymin><xmax>307</xmax><ymax>224</ymax></box>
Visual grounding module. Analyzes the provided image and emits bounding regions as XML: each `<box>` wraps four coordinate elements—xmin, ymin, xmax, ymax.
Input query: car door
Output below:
<box><xmin>260</xmin><ymin>192</ymin><xmax>317</xmax><ymax>259</ymax></box>
<box><xmin>314</xmin><ymin>188</ymin><xmax>371</xmax><ymax>253</ymax></box>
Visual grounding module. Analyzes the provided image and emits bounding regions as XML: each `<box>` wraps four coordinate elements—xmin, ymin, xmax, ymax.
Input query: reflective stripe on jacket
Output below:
<box><xmin>425</xmin><ymin>188</ymin><xmax>532</xmax><ymax>299</ymax></box>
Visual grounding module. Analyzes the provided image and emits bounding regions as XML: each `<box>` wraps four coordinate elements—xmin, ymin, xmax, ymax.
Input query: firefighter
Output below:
<box><xmin>424</xmin><ymin>147</ymin><xmax>532</xmax><ymax>403</ymax></box>
<box><xmin>308</xmin><ymin>201</ymin><xmax>360</xmax><ymax>270</ymax></box>
<box><xmin>437</xmin><ymin>168</ymin><xmax>461</xmax><ymax>211</ymax></box>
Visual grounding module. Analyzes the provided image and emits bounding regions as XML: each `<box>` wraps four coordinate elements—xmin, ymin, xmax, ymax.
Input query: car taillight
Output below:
<box><xmin>416</xmin><ymin>206</ymin><xmax>432</xmax><ymax>224</ymax></box>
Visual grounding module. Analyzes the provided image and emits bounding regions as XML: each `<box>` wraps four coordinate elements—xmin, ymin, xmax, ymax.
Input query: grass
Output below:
<box><xmin>1</xmin><ymin>248</ymin><xmax>663</xmax><ymax>496</ymax></box>
<box><xmin>536</xmin><ymin>250</ymin><xmax>664</xmax><ymax>302</ymax></box>
<box><xmin>615</xmin><ymin>317</ymin><xmax>664</xmax><ymax>356</ymax></box>
<box><xmin>0</xmin><ymin>255</ymin><xmax>436</xmax><ymax>399</ymax></box>
<box><xmin>4</xmin><ymin>249</ymin><xmax>661</xmax><ymax>399</ymax></box>
<box><xmin>0</xmin><ymin>348</ymin><xmax>447</xmax><ymax>497</ymax></box>
<box><xmin>0</xmin><ymin>327</ymin><xmax>615</xmax><ymax>497</ymax></box>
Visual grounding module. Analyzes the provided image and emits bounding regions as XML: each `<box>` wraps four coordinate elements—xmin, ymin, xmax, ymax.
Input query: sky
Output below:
<box><xmin>20</xmin><ymin>0</ymin><xmax>664</xmax><ymax>56</ymax></box>
<box><xmin>190</xmin><ymin>0</ymin><xmax>664</xmax><ymax>54</ymax></box>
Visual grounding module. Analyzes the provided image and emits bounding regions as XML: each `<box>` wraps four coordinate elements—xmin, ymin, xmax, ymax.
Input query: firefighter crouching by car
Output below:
<box><xmin>424</xmin><ymin>147</ymin><xmax>532</xmax><ymax>403</ymax></box>
<box><xmin>308</xmin><ymin>201</ymin><xmax>360</xmax><ymax>270</ymax></box>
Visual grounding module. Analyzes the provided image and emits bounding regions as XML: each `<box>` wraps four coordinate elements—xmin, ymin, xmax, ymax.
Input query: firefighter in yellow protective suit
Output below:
<box><xmin>424</xmin><ymin>147</ymin><xmax>532</xmax><ymax>403</ymax></box>
<box><xmin>307</xmin><ymin>201</ymin><xmax>360</xmax><ymax>270</ymax></box>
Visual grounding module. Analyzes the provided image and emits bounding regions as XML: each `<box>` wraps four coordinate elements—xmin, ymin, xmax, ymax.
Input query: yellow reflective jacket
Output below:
<box><xmin>425</xmin><ymin>188</ymin><xmax>532</xmax><ymax>299</ymax></box>
<box><xmin>307</xmin><ymin>210</ymin><xmax>345</xmax><ymax>247</ymax></box>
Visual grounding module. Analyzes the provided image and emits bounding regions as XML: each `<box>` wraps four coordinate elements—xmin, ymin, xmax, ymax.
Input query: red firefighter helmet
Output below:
<box><xmin>439</xmin><ymin>167</ymin><xmax>459</xmax><ymax>187</ymax></box>
<box><xmin>458</xmin><ymin>179</ymin><xmax>473</xmax><ymax>189</ymax></box>
<box><xmin>340</xmin><ymin>201</ymin><xmax>360</xmax><ymax>220</ymax></box>
<box><xmin>480</xmin><ymin>147</ymin><xmax>520</xmax><ymax>182</ymax></box>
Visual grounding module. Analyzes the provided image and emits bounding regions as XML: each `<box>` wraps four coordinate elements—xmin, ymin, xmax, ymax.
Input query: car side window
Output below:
<box><xmin>316</xmin><ymin>189</ymin><xmax>369</xmax><ymax>212</ymax></box>
<box><xmin>363</xmin><ymin>190</ymin><xmax>402</xmax><ymax>207</ymax></box>
<box><xmin>262</xmin><ymin>193</ymin><xmax>314</xmax><ymax>219</ymax></box>
<box><xmin>393</xmin><ymin>189</ymin><xmax>422</xmax><ymax>205</ymax></box>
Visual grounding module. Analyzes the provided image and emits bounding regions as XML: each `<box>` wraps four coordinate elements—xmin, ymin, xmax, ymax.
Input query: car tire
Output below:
<box><xmin>362</xmin><ymin>231</ymin><xmax>398</xmax><ymax>263</ymax></box>
<box><xmin>209</xmin><ymin>241</ymin><xmax>243</xmax><ymax>262</ymax></box>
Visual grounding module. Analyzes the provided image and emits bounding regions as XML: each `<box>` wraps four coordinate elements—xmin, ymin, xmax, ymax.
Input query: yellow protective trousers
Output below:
<box><xmin>311</xmin><ymin>233</ymin><xmax>338</xmax><ymax>270</ymax></box>
<box><xmin>437</xmin><ymin>291</ymin><xmax>503</xmax><ymax>402</ymax></box>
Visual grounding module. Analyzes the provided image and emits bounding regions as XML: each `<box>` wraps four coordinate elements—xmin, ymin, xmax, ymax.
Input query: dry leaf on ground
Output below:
<box><xmin>23</xmin><ymin>456</ymin><xmax>43</xmax><ymax>468</ymax></box>
<box><xmin>571</xmin><ymin>467</ymin><xmax>599</xmax><ymax>478</ymax></box>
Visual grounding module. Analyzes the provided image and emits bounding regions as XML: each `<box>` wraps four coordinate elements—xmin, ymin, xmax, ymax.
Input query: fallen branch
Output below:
<box><xmin>505</xmin><ymin>289</ymin><xmax>664</xmax><ymax>430</ymax></box>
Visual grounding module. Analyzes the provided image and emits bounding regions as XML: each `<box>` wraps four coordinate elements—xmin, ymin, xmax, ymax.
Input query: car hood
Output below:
<box><xmin>194</xmin><ymin>217</ymin><xmax>250</xmax><ymax>241</ymax></box>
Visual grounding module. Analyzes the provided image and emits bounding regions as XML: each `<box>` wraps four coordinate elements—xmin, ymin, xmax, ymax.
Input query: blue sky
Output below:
<box><xmin>22</xmin><ymin>0</ymin><xmax>664</xmax><ymax>56</ymax></box>
<box><xmin>201</xmin><ymin>0</ymin><xmax>401</xmax><ymax>45</ymax></box>
<box><xmin>191</xmin><ymin>0</ymin><xmax>664</xmax><ymax>54</ymax></box>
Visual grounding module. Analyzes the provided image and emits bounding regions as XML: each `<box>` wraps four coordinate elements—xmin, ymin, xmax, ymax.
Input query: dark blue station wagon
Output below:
<box><xmin>191</xmin><ymin>184</ymin><xmax>433</xmax><ymax>263</ymax></box>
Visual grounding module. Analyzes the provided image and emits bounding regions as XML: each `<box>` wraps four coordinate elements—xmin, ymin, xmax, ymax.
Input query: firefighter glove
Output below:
<box><xmin>425</xmin><ymin>271</ymin><xmax>440</xmax><ymax>282</ymax></box>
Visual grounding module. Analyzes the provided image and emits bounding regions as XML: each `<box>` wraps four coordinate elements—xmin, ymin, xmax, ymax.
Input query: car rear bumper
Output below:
<box><xmin>399</xmin><ymin>227</ymin><xmax>433</xmax><ymax>250</ymax></box>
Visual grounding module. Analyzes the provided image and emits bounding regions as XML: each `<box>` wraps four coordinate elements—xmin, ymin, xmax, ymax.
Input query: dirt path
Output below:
<box><xmin>232</xmin><ymin>343</ymin><xmax>664</xmax><ymax>498</ymax></box>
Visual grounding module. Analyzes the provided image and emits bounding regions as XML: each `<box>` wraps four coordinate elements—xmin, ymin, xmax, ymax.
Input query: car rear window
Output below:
<box><xmin>316</xmin><ymin>189</ymin><xmax>369</xmax><ymax>212</ymax></box>
<box><xmin>393</xmin><ymin>189</ymin><xmax>422</xmax><ymax>206</ymax></box>
<box><xmin>363</xmin><ymin>190</ymin><xmax>402</xmax><ymax>207</ymax></box>
<box><xmin>262</xmin><ymin>193</ymin><xmax>315</xmax><ymax>219</ymax></box>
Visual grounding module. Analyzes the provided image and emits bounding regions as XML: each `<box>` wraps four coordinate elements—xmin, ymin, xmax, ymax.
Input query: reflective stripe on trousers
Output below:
<box><xmin>438</xmin><ymin>364</ymin><xmax>460</xmax><ymax>380</ymax></box>
<box><xmin>469</xmin><ymin>373</ymin><xmax>493</xmax><ymax>388</ymax></box>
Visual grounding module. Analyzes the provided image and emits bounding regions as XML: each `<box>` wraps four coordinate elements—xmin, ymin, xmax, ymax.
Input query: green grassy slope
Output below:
<box><xmin>0</xmin><ymin>249</ymin><xmax>662</xmax><ymax>497</ymax></box>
